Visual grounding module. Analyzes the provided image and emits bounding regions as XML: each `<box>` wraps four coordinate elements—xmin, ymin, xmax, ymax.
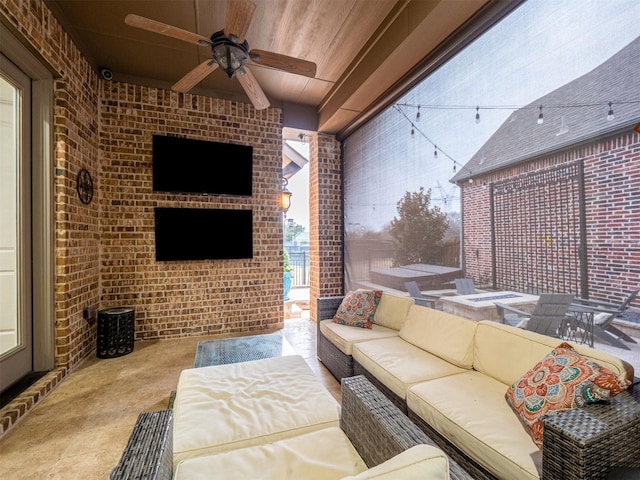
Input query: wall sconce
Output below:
<box><xmin>281</xmin><ymin>177</ymin><xmax>292</xmax><ymax>215</ymax></box>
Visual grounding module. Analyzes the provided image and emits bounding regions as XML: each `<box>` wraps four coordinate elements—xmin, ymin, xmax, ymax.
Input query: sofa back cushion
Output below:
<box><xmin>473</xmin><ymin>320</ymin><xmax>634</xmax><ymax>386</ymax></box>
<box><xmin>374</xmin><ymin>293</ymin><xmax>415</xmax><ymax>330</ymax></box>
<box><xmin>399</xmin><ymin>305</ymin><xmax>476</xmax><ymax>368</ymax></box>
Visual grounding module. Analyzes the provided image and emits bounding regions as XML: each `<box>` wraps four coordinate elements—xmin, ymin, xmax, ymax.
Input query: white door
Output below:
<box><xmin>0</xmin><ymin>54</ymin><xmax>32</xmax><ymax>392</ymax></box>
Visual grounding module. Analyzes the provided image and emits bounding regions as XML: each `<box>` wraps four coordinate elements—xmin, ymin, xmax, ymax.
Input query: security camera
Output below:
<box><xmin>100</xmin><ymin>68</ymin><xmax>113</xmax><ymax>81</ymax></box>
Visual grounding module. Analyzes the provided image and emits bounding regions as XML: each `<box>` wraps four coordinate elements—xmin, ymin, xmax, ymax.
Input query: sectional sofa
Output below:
<box><xmin>318</xmin><ymin>293</ymin><xmax>640</xmax><ymax>480</ymax></box>
<box><xmin>110</xmin><ymin>356</ymin><xmax>469</xmax><ymax>479</ymax></box>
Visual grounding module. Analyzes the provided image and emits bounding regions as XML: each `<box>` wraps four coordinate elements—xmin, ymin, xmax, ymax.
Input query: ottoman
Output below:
<box><xmin>173</xmin><ymin>355</ymin><xmax>340</xmax><ymax>465</ymax></box>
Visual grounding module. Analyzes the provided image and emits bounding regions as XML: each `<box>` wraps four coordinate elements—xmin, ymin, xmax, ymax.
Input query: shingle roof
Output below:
<box><xmin>450</xmin><ymin>36</ymin><xmax>640</xmax><ymax>183</ymax></box>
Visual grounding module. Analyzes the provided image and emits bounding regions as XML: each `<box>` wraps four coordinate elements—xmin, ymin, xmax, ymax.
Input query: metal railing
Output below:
<box><xmin>289</xmin><ymin>251</ymin><xmax>309</xmax><ymax>287</ymax></box>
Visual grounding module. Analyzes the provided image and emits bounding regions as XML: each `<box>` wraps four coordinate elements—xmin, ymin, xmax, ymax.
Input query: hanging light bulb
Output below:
<box><xmin>607</xmin><ymin>102</ymin><xmax>614</xmax><ymax>121</ymax></box>
<box><xmin>410</xmin><ymin>125</ymin><xmax>415</xmax><ymax>136</ymax></box>
<box><xmin>537</xmin><ymin>105</ymin><xmax>544</xmax><ymax>125</ymax></box>
<box><xmin>416</xmin><ymin>105</ymin><xmax>421</xmax><ymax>122</ymax></box>
<box><xmin>433</xmin><ymin>146</ymin><xmax>438</xmax><ymax>159</ymax></box>
<box><xmin>453</xmin><ymin>164</ymin><xmax>456</xmax><ymax>173</ymax></box>
<box><xmin>475</xmin><ymin>106</ymin><xmax>480</xmax><ymax>124</ymax></box>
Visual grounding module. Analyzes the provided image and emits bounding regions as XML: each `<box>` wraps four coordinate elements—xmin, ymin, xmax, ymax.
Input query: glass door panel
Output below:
<box><xmin>0</xmin><ymin>55</ymin><xmax>31</xmax><ymax>392</ymax></box>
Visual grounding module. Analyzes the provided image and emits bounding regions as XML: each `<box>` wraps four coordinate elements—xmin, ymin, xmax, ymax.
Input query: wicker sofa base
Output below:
<box><xmin>342</xmin><ymin>376</ymin><xmax>472</xmax><ymax>480</ymax></box>
<box><xmin>318</xmin><ymin>330</ymin><xmax>354</xmax><ymax>380</ymax></box>
<box><xmin>317</xmin><ymin>295</ymin><xmax>356</xmax><ymax>381</ymax></box>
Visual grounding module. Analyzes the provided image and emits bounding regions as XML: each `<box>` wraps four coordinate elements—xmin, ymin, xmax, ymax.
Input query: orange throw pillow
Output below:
<box><xmin>333</xmin><ymin>290</ymin><xmax>382</xmax><ymax>329</ymax></box>
<box><xmin>505</xmin><ymin>342</ymin><xmax>630</xmax><ymax>448</ymax></box>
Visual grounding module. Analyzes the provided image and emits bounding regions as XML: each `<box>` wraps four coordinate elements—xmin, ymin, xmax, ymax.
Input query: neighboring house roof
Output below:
<box><xmin>283</xmin><ymin>141</ymin><xmax>309</xmax><ymax>180</ymax></box>
<box><xmin>451</xmin><ymin>36</ymin><xmax>640</xmax><ymax>183</ymax></box>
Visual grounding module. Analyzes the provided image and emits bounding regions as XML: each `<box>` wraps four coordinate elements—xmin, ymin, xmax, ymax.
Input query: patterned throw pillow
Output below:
<box><xmin>505</xmin><ymin>342</ymin><xmax>630</xmax><ymax>448</ymax></box>
<box><xmin>333</xmin><ymin>290</ymin><xmax>383</xmax><ymax>329</ymax></box>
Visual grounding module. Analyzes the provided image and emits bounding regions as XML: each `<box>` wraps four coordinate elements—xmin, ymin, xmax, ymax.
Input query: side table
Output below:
<box><xmin>97</xmin><ymin>307</ymin><xmax>135</xmax><ymax>358</ymax></box>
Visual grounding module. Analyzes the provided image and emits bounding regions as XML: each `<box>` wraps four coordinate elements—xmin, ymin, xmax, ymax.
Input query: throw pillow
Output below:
<box><xmin>505</xmin><ymin>342</ymin><xmax>630</xmax><ymax>448</ymax></box>
<box><xmin>333</xmin><ymin>290</ymin><xmax>383</xmax><ymax>329</ymax></box>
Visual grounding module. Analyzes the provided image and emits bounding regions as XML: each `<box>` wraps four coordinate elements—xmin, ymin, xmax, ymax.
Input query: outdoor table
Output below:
<box><xmin>440</xmin><ymin>291</ymin><xmax>539</xmax><ymax>322</ymax></box>
<box><xmin>563</xmin><ymin>304</ymin><xmax>595</xmax><ymax>347</ymax></box>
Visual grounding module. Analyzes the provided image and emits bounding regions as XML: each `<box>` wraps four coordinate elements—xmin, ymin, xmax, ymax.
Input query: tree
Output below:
<box><xmin>285</xmin><ymin>220</ymin><xmax>305</xmax><ymax>243</ymax></box>
<box><xmin>389</xmin><ymin>187</ymin><xmax>449</xmax><ymax>266</ymax></box>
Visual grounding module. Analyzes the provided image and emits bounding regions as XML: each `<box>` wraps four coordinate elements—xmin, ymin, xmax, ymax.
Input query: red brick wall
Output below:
<box><xmin>99</xmin><ymin>82</ymin><xmax>285</xmax><ymax>340</ymax></box>
<box><xmin>310</xmin><ymin>134</ymin><xmax>343</xmax><ymax>322</ymax></box>
<box><xmin>462</xmin><ymin>131</ymin><xmax>640</xmax><ymax>306</ymax></box>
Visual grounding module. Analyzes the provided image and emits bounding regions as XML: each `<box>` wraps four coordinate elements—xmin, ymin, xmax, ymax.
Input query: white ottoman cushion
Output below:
<box><xmin>173</xmin><ymin>355</ymin><xmax>340</xmax><ymax>464</ymax></box>
<box><xmin>342</xmin><ymin>445</ymin><xmax>450</xmax><ymax>480</ymax></box>
<box><xmin>174</xmin><ymin>427</ymin><xmax>367</xmax><ymax>480</ymax></box>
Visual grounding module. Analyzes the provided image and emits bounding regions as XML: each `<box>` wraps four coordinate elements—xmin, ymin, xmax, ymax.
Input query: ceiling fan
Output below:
<box><xmin>125</xmin><ymin>0</ymin><xmax>317</xmax><ymax>110</ymax></box>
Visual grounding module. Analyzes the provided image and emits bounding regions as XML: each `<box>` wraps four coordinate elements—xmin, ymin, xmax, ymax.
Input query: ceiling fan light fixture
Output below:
<box><xmin>211</xmin><ymin>31</ymin><xmax>249</xmax><ymax>78</ymax></box>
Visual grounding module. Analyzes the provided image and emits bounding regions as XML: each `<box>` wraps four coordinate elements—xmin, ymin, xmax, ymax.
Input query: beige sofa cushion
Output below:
<box><xmin>399</xmin><ymin>305</ymin><xmax>476</xmax><ymax>368</ymax></box>
<box><xmin>341</xmin><ymin>445</ymin><xmax>450</xmax><ymax>480</ymax></box>
<box><xmin>473</xmin><ymin>321</ymin><xmax>634</xmax><ymax>386</ymax></box>
<box><xmin>352</xmin><ymin>336</ymin><xmax>467</xmax><ymax>399</ymax></box>
<box><xmin>374</xmin><ymin>293</ymin><xmax>414</xmax><ymax>330</ymax></box>
<box><xmin>173</xmin><ymin>355</ymin><xmax>340</xmax><ymax>465</ymax></box>
<box><xmin>407</xmin><ymin>371</ymin><xmax>542</xmax><ymax>480</ymax></box>
<box><xmin>320</xmin><ymin>319</ymin><xmax>399</xmax><ymax>355</ymax></box>
<box><xmin>174</xmin><ymin>427</ymin><xmax>367</xmax><ymax>480</ymax></box>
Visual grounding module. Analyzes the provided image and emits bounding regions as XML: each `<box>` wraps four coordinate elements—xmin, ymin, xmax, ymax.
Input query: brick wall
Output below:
<box><xmin>1</xmin><ymin>0</ymin><xmax>286</xmax><ymax>372</ymax></box>
<box><xmin>99</xmin><ymin>82</ymin><xmax>285</xmax><ymax>340</ymax></box>
<box><xmin>461</xmin><ymin>131</ymin><xmax>640</xmax><ymax>305</ymax></box>
<box><xmin>309</xmin><ymin>134</ymin><xmax>343</xmax><ymax>322</ymax></box>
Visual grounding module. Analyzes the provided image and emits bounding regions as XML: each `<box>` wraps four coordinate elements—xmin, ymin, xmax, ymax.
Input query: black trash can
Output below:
<box><xmin>97</xmin><ymin>307</ymin><xmax>135</xmax><ymax>358</ymax></box>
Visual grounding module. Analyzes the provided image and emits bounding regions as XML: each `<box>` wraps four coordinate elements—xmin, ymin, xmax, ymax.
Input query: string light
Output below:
<box><xmin>537</xmin><ymin>105</ymin><xmax>544</xmax><ymax>125</ymax></box>
<box><xmin>398</xmin><ymin>100</ymin><xmax>639</xmax><ymax>126</ymax></box>
<box><xmin>607</xmin><ymin>102</ymin><xmax>614</xmax><ymax>121</ymax></box>
<box><xmin>394</xmin><ymin>105</ymin><xmax>462</xmax><ymax>173</ymax></box>
<box><xmin>416</xmin><ymin>105</ymin><xmax>421</xmax><ymax>122</ymax></box>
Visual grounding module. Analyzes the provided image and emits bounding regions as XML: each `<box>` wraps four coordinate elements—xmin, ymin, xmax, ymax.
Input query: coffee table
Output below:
<box><xmin>193</xmin><ymin>332</ymin><xmax>295</xmax><ymax>367</ymax></box>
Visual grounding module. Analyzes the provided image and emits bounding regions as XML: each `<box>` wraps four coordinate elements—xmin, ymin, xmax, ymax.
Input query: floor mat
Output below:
<box><xmin>193</xmin><ymin>332</ymin><xmax>292</xmax><ymax>367</ymax></box>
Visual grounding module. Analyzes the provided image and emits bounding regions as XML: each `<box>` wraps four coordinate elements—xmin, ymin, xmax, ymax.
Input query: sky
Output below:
<box><xmin>284</xmin><ymin>140</ymin><xmax>310</xmax><ymax>231</ymax></box>
<box><xmin>342</xmin><ymin>0</ymin><xmax>640</xmax><ymax>232</ymax></box>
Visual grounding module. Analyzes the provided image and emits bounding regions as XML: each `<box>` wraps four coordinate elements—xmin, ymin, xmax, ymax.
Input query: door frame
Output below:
<box><xmin>1</xmin><ymin>23</ymin><xmax>55</xmax><ymax>372</ymax></box>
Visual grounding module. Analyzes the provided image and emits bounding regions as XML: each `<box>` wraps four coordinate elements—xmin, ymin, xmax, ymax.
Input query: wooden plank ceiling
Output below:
<box><xmin>45</xmin><ymin>0</ymin><xmax>489</xmax><ymax>134</ymax></box>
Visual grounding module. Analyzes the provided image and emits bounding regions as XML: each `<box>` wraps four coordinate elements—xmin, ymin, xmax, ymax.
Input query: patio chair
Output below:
<box><xmin>495</xmin><ymin>293</ymin><xmax>575</xmax><ymax>338</ymax></box>
<box><xmin>571</xmin><ymin>290</ymin><xmax>639</xmax><ymax>350</ymax></box>
<box><xmin>454</xmin><ymin>278</ymin><xmax>477</xmax><ymax>295</ymax></box>
<box><xmin>404</xmin><ymin>281</ymin><xmax>436</xmax><ymax>308</ymax></box>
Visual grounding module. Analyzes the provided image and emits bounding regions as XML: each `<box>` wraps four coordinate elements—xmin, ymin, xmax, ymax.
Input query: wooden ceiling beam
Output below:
<box><xmin>317</xmin><ymin>0</ymin><xmax>489</xmax><ymax>135</ymax></box>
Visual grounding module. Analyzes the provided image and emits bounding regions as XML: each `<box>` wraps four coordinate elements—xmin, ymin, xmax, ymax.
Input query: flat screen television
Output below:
<box><xmin>154</xmin><ymin>207</ymin><xmax>253</xmax><ymax>261</ymax></box>
<box><xmin>152</xmin><ymin>135</ymin><xmax>253</xmax><ymax>196</ymax></box>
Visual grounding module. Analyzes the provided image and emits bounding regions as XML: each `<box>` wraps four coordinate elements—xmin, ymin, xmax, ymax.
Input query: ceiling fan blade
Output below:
<box><xmin>249</xmin><ymin>49</ymin><xmax>317</xmax><ymax>78</ymax></box>
<box><xmin>224</xmin><ymin>0</ymin><xmax>256</xmax><ymax>44</ymax></box>
<box><xmin>172</xmin><ymin>61</ymin><xmax>219</xmax><ymax>93</ymax></box>
<box><xmin>236</xmin><ymin>67</ymin><xmax>270</xmax><ymax>110</ymax></box>
<box><xmin>125</xmin><ymin>14</ymin><xmax>211</xmax><ymax>46</ymax></box>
